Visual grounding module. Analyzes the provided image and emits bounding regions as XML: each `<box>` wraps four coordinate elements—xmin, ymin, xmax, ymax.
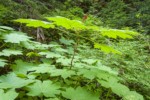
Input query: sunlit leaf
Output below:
<box><xmin>94</xmin><ymin>43</ymin><xmax>122</xmax><ymax>54</ymax></box>
<box><xmin>26</xmin><ymin>52</ymin><xmax>40</xmax><ymax>57</ymax></box>
<box><xmin>46</xmin><ymin>16</ymin><xmax>86</xmax><ymax>30</ymax></box>
<box><xmin>100</xmin><ymin>28</ymin><xmax>138</xmax><ymax>39</ymax></box>
<box><xmin>14</xmin><ymin>19</ymin><xmax>55</xmax><ymax>28</ymax></box>
<box><xmin>86</xmin><ymin>25</ymin><xmax>100</xmax><ymax>31</ymax></box>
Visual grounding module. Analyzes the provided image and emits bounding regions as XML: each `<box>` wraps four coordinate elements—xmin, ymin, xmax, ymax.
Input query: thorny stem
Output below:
<box><xmin>70</xmin><ymin>44</ymin><xmax>77</xmax><ymax>69</ymax></box>
<box><xmin>56</xmin><ymin>28</ymin><xmax>96</xmax><ymax>69</ymax></box>
<box><xmin>70</xmin><ymin>30</ymin><xmax>79</xmax><ymax>69</ymax></box>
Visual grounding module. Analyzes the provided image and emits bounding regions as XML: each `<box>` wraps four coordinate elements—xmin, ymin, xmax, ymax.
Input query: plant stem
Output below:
<box><xmin>106</xmin><ymin>88</ymin><xmax>111</xmax><ymax>100</ymax></box>
<box><xmin>0</xmin><ymin>43</ymin><xmax>6</xmax><ymax>49</ymax></box>
<box><xmin>70</xmin><ymin>44</ymin><xmax>76</xmax><ymax>69</ymax></box>
<box><xmin>70</xmin><ymin>30</ymin><xmax>79</xmax><ymax>69</ymax></box>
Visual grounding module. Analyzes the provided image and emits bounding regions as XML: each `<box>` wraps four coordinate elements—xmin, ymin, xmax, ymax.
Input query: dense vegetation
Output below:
<box><xmin>0</xmin><ymin>0</ymin><xmax>149</xmax><ymax>100</ymax></box>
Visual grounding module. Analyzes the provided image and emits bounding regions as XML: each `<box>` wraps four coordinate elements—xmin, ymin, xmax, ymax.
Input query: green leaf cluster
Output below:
<box><xmin>14</xmin><ymin>19</ymin><xmax>55</xmax><ymax>29</ymax></box>
<box><xmin>0</xmin><ymin>16</ymin><xmax>143</xmax><ymax>100</ymax></box>
<box><xmin>14</xmin><ymin>16</ymin><xmax>139</xmax><ymax>55</ymax></box>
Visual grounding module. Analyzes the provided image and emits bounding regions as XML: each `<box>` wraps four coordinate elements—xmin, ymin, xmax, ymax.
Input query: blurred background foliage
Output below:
<box><xmin>0</xmin><ymin>0</ymin><xmax>150</xmax><ymax>34</ymax></box>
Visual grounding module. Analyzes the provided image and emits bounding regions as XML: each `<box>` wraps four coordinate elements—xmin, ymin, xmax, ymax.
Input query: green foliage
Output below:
<box><xmin>98</xmin><ymin>79</ymin><xmax>144</xmax><ymax>100</ymax></box>
<box><xmin>26</xmin><ymin>80</ymin><xmax>60</xmax><ymax>97</ymax></box>
<box><xmin>100</xmin><ymin>28</ymin><xmax>138</xmax><ymax>39</ymax></box>
<box><xmin>59</xmin><ymin>37</ymin><xmax>74</xmax><ymax>45</ymax></box>
<box><xmin>124</xmin><ymin>0</ymin><xmax>150</xmax><ymax>34</ymax></box>
<box><xmin>94</xmin><ymin>43</ymin><xmax>122</xmax><ymax>54</ymax></box>
<box><xmin>3</xmin><ymin>32</ymin><xmax>31</xmax><ymax>43</ymax></box>
<box><xmin>14</xmin><ymin>17</ymin><xmax>138</xmax><ymax>55</ymax></box>
<box><xmin>0</xmin><ymin>4</ymin><xmax>8</xmax><ymax>24</ymax></box>
<box><xmin>88</xmin><ymin>0</ymin><xmax>150</xmax><ymax>34</ymax></box>
<box><xmin>0</xmin><ymin>26</ymin><xmax>14</xmax><ymax>31</ymax></box>
<box><xmin>0</xmin><ymin>59</ymin><xmax>7</xmax><ymax>67</ymax></box>
<box><xmin>110</xmin><ymin>36</ymin><xmax>150</xmax><ymax>99</ymax></box>
<box><xmin>46</xmin><ymin>16</ymin><xmax>86</xmax><ymax>30</ymax></box>
<box><xmin>14</xmin><ymin>19</ymin><xmax>55</xmax><ymax>29</ymax></box>
<box><xmin>12</xmin><ymin>60</ymin><xmax>38</xmax><ymax>76</ymax></box>
<box><xmin>39</xmin><ymin>51</ymin><xmax>61</xmax><ymax>58</ymax></box>
<box><xmin>79</xmin><ymin>35</ymin><xmax>150</xmax><ymax>99</ymax></box>
<box><xmin>0</xmin><ymin>16</ymin><xmax>144</xmax><ymax>100</ymax></box>
<box><xmin>45</xmin><ymin>7</ymin><xmax>84</xmax><ymax>20</ymax></box>
<box><xmin>62</xmin><ymin>87</ymin><xmax>99</xmax><ymax>100</ymax></box>
<box><xmin>0</xmin><ymin>49</ymin><xmax>22</xmax><ymax>56</ymax></box>
<box><xmin>0</xmin><ymin>0</ymin><xmax>149</xmax><ymax>99</ymax></box>
<box><xmin>99</xmin><ymin>0</ymin><xmax>128</xmax><ymax>28</ymax></box>
<box><xmin>0</xmin><ymin>73</ymin><xmax>34</xmax><ymax>89</ymax></box>
<box><xmin>0</xmin><ymin>89</ymin><xmax>18</xmax><ymax>100</ymax></box>
<box><xmin>0</xmin><ymin>0</ymin><xmax>51</xmax><ymax>25</ymax></box>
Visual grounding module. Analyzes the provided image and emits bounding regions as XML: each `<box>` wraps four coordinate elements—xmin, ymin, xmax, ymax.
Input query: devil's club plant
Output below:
<box><xmin>0</xmin><ymin>16</ymin><xmax>143</xmax><ymax>100</ymax></box>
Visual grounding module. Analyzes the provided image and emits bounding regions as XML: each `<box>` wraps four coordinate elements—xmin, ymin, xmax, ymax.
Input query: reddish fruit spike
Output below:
<box><xmin>82</xmin><ymin>14</ymin><xmax>88</xmax><ymax>22</ymax></box>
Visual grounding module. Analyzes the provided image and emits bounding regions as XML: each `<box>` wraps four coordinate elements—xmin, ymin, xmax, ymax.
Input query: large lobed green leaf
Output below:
<box><xmin>46</xmin><ymin>16</ymin><xmax>86</xmax><ymax>30</ymax></box>
<box><xmin>21</xmin><ymin>41</ymin><xmax>59</xmax><ymax>50</ymax></box>
<box><xmin>50</xmin><ymin>69</ymin><xmax>76</xmax><ymax>79</ymax></box>
<box><xmin>0</xmin><ymin>89</ymin><xmax>18</xmax><ymax>100</ymax></box>
<box><xmin>98</xmin><ymin>78</ymin><xmax>144</xmax><ymax>100</ymax></box>
<box><xmin>78</xmin><ymin>67</ymin><xmax>118</xmax><ymax>81</ymax></box>
<box><xmin>28</xmin><ymin>64</ymin><xmax>76</xmax><ymax>79</ymax></box>
<box><xmin>26</xmin><ymin>80</ymin><xmax>60</xmax><ymax>97</ymax></box>
<box><xmin>12</xmin><ymin>60</ymin><xmax>38</xmax><ymax>76</ymax></box>
<box><xmin>56</xmin><ymin>57</ymin><xmax>72</xmax><ymax>66</ymax></box>
<box><xmin>94</xmin><ymin>43</ymin><xmax>122</xmax><ymax>54</ymax></box>
<box><xmin>100</xmin><ymin>28</ymin><xmax>138</xmax><ymax>39</ymax></box>
<box><xmin>14</xmin><ymin>19</ymin><xmax>55</xmax><ymax>28</ymax></box>
<box><xmin>0</xmin><ymin>49</ymin><xmax>22</xmax><ymax>57</ymax></box>
<box><xmin>39</xmin><ymin>51</ymin><xmax>61</xmax><ymax>58</ymax></box>
<box><xmin>62</xmin><ymin>87</ymin><xmax>99</xmax><ymax>100</ymax></box>
<box><xmin>0</xmin><ymin>73</ymin><xmax>34</xmax><ymax>89</ymax></box>
<box><xmin>3</xmin><ymin>31</ymin><xmax>31</xmax><ymax>43</ymax></box>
